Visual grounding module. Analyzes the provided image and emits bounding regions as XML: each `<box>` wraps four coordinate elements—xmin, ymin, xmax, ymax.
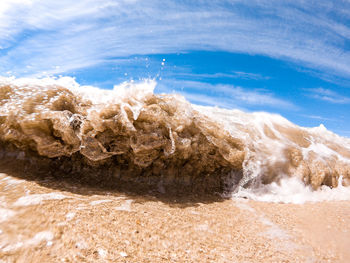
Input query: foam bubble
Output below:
<box><xmin>115</xmin><ymin>200</ymin><xmax>133</xmax><ymax>211</ymax></box>
<box><xmin>13</xmin><ymin>193</ymin><xmax>69</xmax><ymax>206</ymax></box>
<box><xmin>233</xmin><ymin>176</ymin><xmax>350</xmax><ymax>204</ymax></box>
<box><xmin>0</xmin><ymin>208</ymin><xmax>15</xmax><ymax>222</ymax></box>
<box><xmin>1</xmin><ymin>231</ymin><xmax>53</xmax><ymax>252</ymax></box>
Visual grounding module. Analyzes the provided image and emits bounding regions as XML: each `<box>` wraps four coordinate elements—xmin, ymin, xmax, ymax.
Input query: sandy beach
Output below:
<box><xmin>1</xmin><ymin>166</ymin><xmax>349</xmax><ymax>263</ymax></box>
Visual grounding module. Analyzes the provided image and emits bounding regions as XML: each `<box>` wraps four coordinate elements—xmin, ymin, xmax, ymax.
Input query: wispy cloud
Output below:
<box><xmin>170</xmin><ymin>71</ymin><xmax>270</xmax><ymax>81</ymax></box>
<box><xmin>231</xmin><ymin>71</ymin><xmax>270</xmax><ymax>81</ymax></box>
<box><xmin>1</xmin><ymin>0</ymin><xmax>350</xmax><ymax>78</ymax></box>
<box><xmin>156</xmin><ymin>79</ymin><xmax>296</xmax><ymax>110</ymax></box>
<box><xmin>300</xmin><ymin>114</ymin><xmax>338</xmax><ymax>122</ymax></box>
<box><xmin>177</xmin><ymin>91</ymin><xmax>244</xmax><ymax>110</ymax></box>
<box><xmin>306</xmin><ymin>88</ymin><xmax>350</xmax><ymax>104</ymax></box>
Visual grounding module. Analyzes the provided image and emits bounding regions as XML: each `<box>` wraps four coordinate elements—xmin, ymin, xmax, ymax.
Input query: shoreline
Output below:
<box><xmin>1</xmin><ymin>170</ymin><xmax>349</xmax><ymax>262</ymax></box>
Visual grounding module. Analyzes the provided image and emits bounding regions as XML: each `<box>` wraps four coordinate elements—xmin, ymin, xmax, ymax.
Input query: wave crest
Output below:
<box><xmin>1</xmin><ymin>77</ymin><xmax>350</xmax><ymax>196</ymax></box>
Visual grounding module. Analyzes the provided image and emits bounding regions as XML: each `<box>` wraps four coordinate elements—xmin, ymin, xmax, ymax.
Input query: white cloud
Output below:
<box><xmin>1</xmin><ymin>0</ymin><xmax>350</xmax><ymax>78</ymax></box>
<box><xmin>156</xmin><ymin>79</ymin><xmax>296</xmax><ymax>110</ymax></box>
<box><xmin>169</xmin><ymin>71</ymin><xmax>270</xmax><ymax>81</ymax></box>
<box><xmin>0</xmin><ymin>0</ymin><xmax>32</xmax><ymax>15</ymax></box>
<box><xmin>178</xmin><ymin>91</ymin><xmax>244</xmax><ymax>110</ymax></box>
<box><xmin>306</xmin><ymin>88</ymin><xmax>350</xmax><ymax>104</ymax></box>
<box><xmin>300</xmin><ymin>114</ymin><xmax>338</xmax><ymax>122</ymax></box>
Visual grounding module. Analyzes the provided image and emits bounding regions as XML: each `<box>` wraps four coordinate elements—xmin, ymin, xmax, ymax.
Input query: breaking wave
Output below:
<box><xmin>1</xmin><ymin>76</ymin><xmax>350</xmax><ymax>203</ymax></box>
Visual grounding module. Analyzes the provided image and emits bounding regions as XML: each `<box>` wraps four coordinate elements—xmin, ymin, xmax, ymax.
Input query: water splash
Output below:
<box><xmin>1</xmin><ymin>76</ymin><xmax>350</xmax><ymax>201</ymax></box>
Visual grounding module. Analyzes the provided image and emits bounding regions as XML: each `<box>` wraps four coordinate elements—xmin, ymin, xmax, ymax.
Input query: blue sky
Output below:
<box><xmin>1</xmin><ymin>0</ymin><xmax>350</xmax><ymax>136</ymax></box>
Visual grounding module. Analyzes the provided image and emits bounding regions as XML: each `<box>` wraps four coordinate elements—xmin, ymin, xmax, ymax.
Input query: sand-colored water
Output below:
<box><xmin>2</xmin><ymin>77</ymin><xmax>350</xmax><ymax>194</ymax></box>
<box><xmin>1</xmin><ymin>166</ymin><xmax>349</xmax><ymax>263</ymax></box>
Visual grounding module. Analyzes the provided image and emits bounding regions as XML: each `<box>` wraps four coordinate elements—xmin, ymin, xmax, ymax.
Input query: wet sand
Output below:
<box><xmin>1</xmin><ymin>168</ymin><xmax>350</xmax><ymax>263</ymax></box>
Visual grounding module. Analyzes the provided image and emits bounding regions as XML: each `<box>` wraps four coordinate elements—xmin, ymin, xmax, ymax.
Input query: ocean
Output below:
<box><xmin>0</xmin><ymin>76</ymin><xmax>349</xmax><ymax>204</ymax></box>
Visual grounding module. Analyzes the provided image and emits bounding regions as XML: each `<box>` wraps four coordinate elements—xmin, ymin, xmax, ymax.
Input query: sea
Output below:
<box><xmin>1</xmin><ymin>76</ymin><xmax>350</xmax><ymax>204</ymax></box>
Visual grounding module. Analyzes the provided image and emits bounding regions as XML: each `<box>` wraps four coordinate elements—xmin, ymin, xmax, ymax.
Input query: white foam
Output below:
<box><xmin>0</xmin><ymin>208</ymin><xmax>15</xmax><ymax>222</ymax></box>
<box><xmin>196</xmin><ymin>104</ymin><xmax>350</xmax><ymax>203</ymax></box>
<box><xmin>115</xmin><ymin>200</ymin><xmax>133</xmax><ymax>211</ymax></box>
<box><xmin>195</xmin><ymin>224</ymin><xmax>209</xmax><ymax>232</ymax></box>
<box><xmin>259</xmin><ymin>217</ymin><xmax>290</xmax><ymax>240</ymax></box>
<box><xmin>13</xmin><ymin>192</ymin><xmax>69</xmax><ymax>206</ymax></box>
<box><xmin>1</xmin><ymin>231</ymin><xmax>53</xmax><ymax>252</ymax></box>
<box><xmin>0</xmin><ymin>175</ymin><xmax>23</xmax><ymax>186</ymax></box>
<box><xmin>234</xmin><ymin>199</ymin><xmax>299</xmax><ymax>251</ymax></box>
<box><xmin>65</xmin><ymin>212</ymin><xmax>76</xmax><ymax>221</ymax></box>
<box><xmin>30</xmin><ymin>231</ymin><xmax>54</xmax><ymax>246</ymax></box>
<box><xmin>233</xmin><ymin>176</ymin><xmax>350</xmax><ymax>204</ymax></box>
<box><xmin>89</xmin><ymin>199</ymin><xmax>113</xmax><ymax>206</ymax></box>
<box><xmin>75</xmin><ymin>241</ymin><xmax>88</xmax><ymax>249</ymax></box>
<box><xmin>98</xmin><ymin>248</ymin><xmax>108</xmax><ymax>258</ymax></box>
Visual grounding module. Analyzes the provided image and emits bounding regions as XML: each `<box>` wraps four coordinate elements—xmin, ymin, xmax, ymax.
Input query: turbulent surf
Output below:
<box><xmin>1</xmin><ymin>77</ymin><xmax>350</xmax><ymax>201</ymax></box>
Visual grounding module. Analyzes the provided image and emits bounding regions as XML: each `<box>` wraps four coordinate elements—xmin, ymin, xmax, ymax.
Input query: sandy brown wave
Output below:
<box><xmin>1</xmin><ymin>77</ymin><xmax>350</xmax><ymax>193</ymax></box>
